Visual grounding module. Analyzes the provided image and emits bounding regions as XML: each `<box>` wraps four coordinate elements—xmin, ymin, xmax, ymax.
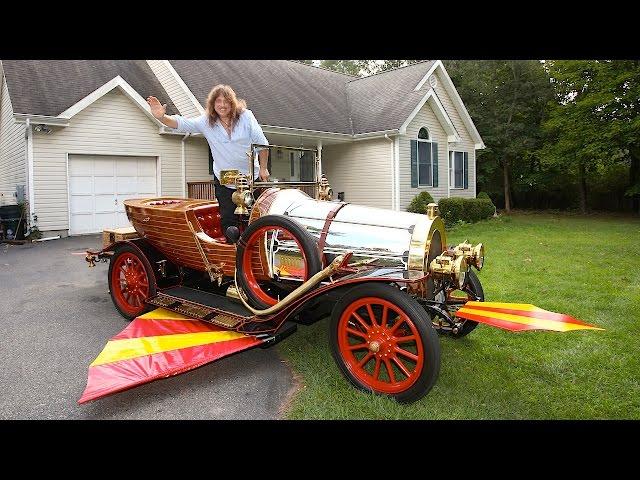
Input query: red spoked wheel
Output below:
<box><xmin>108</xmin><ymin>244</ymin><xmax>156</xmax><ymax>320</ymax></box>
<box><xmin>236</xmin><ymin>215</ymin><xmax>322</xmax><ymax>309</ymax></box>
<box><xmin>330</xmin><ymin>283</ymin><xmax>440</xmax><ymax>403</ymax></box>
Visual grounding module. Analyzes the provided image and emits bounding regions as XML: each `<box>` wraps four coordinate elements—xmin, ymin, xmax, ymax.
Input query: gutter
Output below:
<box><xmin>353</xmin><ymin>129</ymin><xmax>400</xmax><ymax>139</ymax></box>
<box><xmin>14</xmin><ymin>113</ymin><xmax>70</xmax><ymax>127</ymax></box>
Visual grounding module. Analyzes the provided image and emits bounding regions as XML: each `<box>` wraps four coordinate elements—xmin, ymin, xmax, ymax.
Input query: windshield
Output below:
<box><xmin>251</xmin><ymin>144</ymin><xmax>319</xmax><ymax>196</ymax></box>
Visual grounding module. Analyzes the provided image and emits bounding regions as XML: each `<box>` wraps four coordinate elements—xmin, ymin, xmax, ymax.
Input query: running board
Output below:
<box><xmin>146</xmin><ymin>286</ymin><xmax>252</xmax><ymax>329</ymax></box>
<box><xmin>258</xmin><ymin>321</ymin><xmax>297</xmax><ymax>348</ymax></box>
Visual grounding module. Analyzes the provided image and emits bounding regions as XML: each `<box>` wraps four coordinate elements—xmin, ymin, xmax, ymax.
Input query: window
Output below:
<box><xmin>417</xmin><ymin>127</ymin><xmax>433</xmax><ymax>187</ymax></box>
<box><xmin>449</xmin><ymin>151</ymin><xmax>466</xmax><ymax>189</ymax></box>
<box><xmin>290</xmin><ymin>152</ymin><xmax>295</xmax><ymax>177</ymax></box>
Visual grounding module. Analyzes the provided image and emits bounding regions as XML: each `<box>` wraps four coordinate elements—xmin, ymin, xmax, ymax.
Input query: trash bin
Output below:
<box><xmin>0</xmin><ymin>205</ymin><xmax>26</xmax><ymax>240</ymax></box>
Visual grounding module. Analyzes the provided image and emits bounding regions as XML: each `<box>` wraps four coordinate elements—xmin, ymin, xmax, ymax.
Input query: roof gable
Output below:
<box><xmin>2</xmin><ymin>60</ymin><xmax>178</xmax><ymax>117</ymax></box>
<box><xmin>346</xmin><ymin>61</ymin><xmax>437</xmax><ymax>134</ymax></box>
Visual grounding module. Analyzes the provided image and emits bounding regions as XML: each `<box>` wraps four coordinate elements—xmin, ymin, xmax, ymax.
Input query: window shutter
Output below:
<box><xmin>208</xmin><ymin>148</ymin><xmax>214</xmax><ymax>175</ymax></box>
<box><xmin>410</xmin><ymin>140</ymin><xmax>418</xmax><ymax>188</ymax></box>
<box><xmin>432</xmin><ymin>143</ymin><xmax>438</xmax><ymax>188</ymax></box>
<box><xmin>463</xmin><ymin>152</ymin><xmax>469</xmax><ymax>189</ymax></box>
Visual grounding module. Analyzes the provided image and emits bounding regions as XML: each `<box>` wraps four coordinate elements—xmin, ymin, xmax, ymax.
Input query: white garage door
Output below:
<box><xmin>69</xmin><ymin>155</ymin><xmax>158</xmax><ymax>235</ymax></box>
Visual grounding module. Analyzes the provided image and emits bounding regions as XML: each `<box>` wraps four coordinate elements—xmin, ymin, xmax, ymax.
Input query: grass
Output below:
<box><xmin>277</xmin><ymin>212</ymin><xmax>640</xmax><ymax>419</ymax></box>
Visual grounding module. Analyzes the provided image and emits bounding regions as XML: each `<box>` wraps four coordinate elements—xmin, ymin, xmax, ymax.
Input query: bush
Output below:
<box><xmin>438</xmin><ymin>197</ymin><xmax>495</xmax><ymax>226</ymax></box>
<box><xmin>406</xmin><ymin>191</ymin><xmax>435</xmax><ymax>214</ymax></box>
<box><xmin>477</xmin><ymin>191</ymin><xmax>492</xmax><ymax>202</ymax></box>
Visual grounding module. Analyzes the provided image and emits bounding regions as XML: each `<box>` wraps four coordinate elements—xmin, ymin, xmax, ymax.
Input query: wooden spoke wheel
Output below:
<box><xmin>330</xmin><ymin>283</ymin><xmax>440</xmax><ymax>404</ymax></box>
<box><xmin>235</xmin><ymin>215</ymin><xmax>322</xmax><ymax>309</ymax></box>
<box><xmin>108</xmin><ymin>244</ymin><xmax>156</xmax><ymax>320</ymax></box>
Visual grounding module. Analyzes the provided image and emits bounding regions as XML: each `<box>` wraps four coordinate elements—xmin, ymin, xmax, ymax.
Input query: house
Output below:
<box><xmin>0</xmin><ymin>59</ymin><xmax>484</xmax><ymax>237</ymax></box>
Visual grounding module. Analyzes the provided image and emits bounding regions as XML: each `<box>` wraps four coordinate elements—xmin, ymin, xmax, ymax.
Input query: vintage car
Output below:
<box><xmin>86</xmin><ymin>145</ymin><xmax>487</xmax><ymax>404</ymax></box>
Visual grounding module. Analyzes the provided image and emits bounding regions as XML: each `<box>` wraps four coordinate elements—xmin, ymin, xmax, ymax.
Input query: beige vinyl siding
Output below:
<box><xmin>146</xmin><ymin>60</ymin><xmax>201</xmax><ymax>118</ymax></box>
<box><xmin>322</xmin><ymin>138</ymin><xmax>392</xmax><ymax>209</ymax></box>
<box><xmin>185</xmin><ymin>136</ymin><xmax>212</xmax><ymax>183</ymax></box>
<box><xmin>32</xmin><ymin>89</ymin><xmax>184</xmax><ymax>232</ymax></box>
<box><xmin>0</xmin><ymin>77</ymin><xmax>26</xmax><ymax>206</ymax></box>
<box><xmin>433</xmin><ymin>70</ymin><xmax>476</xmax><ymax>198</ymax></box>
<box><xmin>398</xmin><ymin>102</ymin><xmax>448</xmax><ymax>210</ymax></box>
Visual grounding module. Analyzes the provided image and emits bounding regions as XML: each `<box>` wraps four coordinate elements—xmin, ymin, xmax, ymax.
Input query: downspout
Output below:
<box><xmin>316</xmin><ymin>139</ymin><xmax>323</xmax><ymax>176</ymax></box>
<box><xmin>25</xmin><ymin>118</ymin><xmax>35</xmax><ymax>226</ymax></box>
<box><xmin>181</xmin><ymin>132</ymin><xmax>190</xmax><ymax>197</ymax></box>
<box><xmin>384</xmin><ymin>134</ymin><xmax>395</xmax><ymax>210</ymax></box>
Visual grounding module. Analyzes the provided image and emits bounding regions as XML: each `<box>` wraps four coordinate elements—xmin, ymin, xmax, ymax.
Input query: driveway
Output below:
<box><xmin>0</xmin><ymin>235</ymin><xmax>294</xmax><ymax>419</ymax></box>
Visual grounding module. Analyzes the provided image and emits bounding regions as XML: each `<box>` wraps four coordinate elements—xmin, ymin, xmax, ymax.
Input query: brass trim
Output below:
<box><xmin>234</xmin><ymin>253</ymin><xmax>349</xmax><ymax>316</ymax></box>
<box><xmin>408</xmin><ymin>216</ymin><xmax>446</xmax><ymax>274</ymax></box>
<box><xmin>426</xmin><ymin>203</ymin><xmax>439</xmax><ymax>220</ymax></box>
<box><xmin>220</xmin><ymin>169</ymin><xmax>240</xmax><ymax>186</ymax></box>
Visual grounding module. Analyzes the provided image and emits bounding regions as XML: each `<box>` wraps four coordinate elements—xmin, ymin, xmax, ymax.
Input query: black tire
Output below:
<box><xmin>329</xmin><ymin>283</ymin><xmax>441</xmax><ymax>404</ymax></box>
<box><xmin>450</xmin><ymin>269</ymin><xmax>484</xmax><ymax>338</ymax></box>
<box><xmin>108</xmin><ymin>243</ymin><xmax>157</xmax><ymax>321</ymax></box>
<box><xmin>236</xmin><ymin>215</ymin><xmax>323</xmax><ymax>309</ymax></box>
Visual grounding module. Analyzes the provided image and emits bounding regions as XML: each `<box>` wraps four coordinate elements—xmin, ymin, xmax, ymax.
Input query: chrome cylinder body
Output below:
<box><xmin>256</xmin><ymin>189</ymin><xmax>446</xmax><ymax>278</ymax></box>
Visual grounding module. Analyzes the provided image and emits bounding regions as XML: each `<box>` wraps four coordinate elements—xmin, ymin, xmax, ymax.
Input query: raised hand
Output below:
<box><xmin>146</xmin><ymin>96</ymin><xmax>167</xmax><ymax>119</ymax></box>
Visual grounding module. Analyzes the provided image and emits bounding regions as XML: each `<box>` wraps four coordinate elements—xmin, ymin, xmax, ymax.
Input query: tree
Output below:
<box><xmin>444</xmin><ymin>60</ymin><xmax>553</xmax><ymax>212</ymax></box>
<box><xmin>318</xmin><ymin>60</ymin><xmax>369</xmax><ymax>77</ymax></box>
<box><xmin>541</xmin><ymin>60</ymin><xmax>639</xmax><ymax>213</ymax></box>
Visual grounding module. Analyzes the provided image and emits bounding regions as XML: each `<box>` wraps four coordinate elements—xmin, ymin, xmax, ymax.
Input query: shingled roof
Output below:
<box><xmin>170</xmin><ymin>60</ymin><xmax>354</xmax><ymax>134</ymax></box>
<box><xmin>346</xmin><ymin>61</ymin><xmax>437</xmax><ymax>133</ymax></box>
<box><xmin>2</xmin><ymin>60</ymin><xmax>178</xmax><ymax>117</ymax></box>
<box><xmin>2</xmin><ymin>60</ymin><xmax>456</xmax><ymax>137</ymax></box>
<box><xmin>170</xmin><ymin>60</ymin><xmax>438</xmax><ymax>135</ymax></box>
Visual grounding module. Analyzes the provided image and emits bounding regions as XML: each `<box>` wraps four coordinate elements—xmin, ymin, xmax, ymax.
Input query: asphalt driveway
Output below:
<box><xmin>0</xmin><ymin>235</ymin><xmax>294</xmax><ymax>419</ymax></box>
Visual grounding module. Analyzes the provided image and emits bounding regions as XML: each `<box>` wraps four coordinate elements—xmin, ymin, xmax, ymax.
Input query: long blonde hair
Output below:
<box><xmin>206</xmin><ymin>84</ymin><xmax>247</xmax><ymax>128</ymax></box>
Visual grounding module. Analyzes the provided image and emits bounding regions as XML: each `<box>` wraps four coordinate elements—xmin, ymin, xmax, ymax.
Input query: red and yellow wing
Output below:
<box><xmin>456</xmin><ymin>301</ymin><xmax>604</xmax><ymax>332</ymax></box>
<box><xmin>78</xmin><ymin>308</ymin><xmax>262</xmax><ymax>404</ymax></box>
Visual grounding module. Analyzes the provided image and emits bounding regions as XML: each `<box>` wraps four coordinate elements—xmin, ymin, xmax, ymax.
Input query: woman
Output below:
<box><xmin>147</xmin><ymin>84</ymin><xmax>269</xmax><ymax>241</ymax></box>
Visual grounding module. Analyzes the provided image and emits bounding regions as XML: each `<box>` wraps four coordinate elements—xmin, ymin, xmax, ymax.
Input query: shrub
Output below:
<box><xmin>438</xmin><ymin>197</ymin><xmax>465</xmax><ymax>225</ymax></box>
<box><xmin>406</xmin><ymin>191</ymin><xmax>435</xmax><ymax>214</ymax></box>
<box><xmin>438</xmin><ymin>197</ymin><xmax>494</xmax><ymax>226</ymax></box>
<box><xmin>477</xmin><ymin>191</ymin><xmax>492</xmax><ymax>202</ymax></box>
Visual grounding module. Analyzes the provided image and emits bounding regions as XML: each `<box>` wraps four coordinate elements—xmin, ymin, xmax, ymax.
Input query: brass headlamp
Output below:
<box><xmin>429</xmin><ymin>251</ymin><xmax>467</xmax><ymax>289</ymax></box>
<box><xmin>231</xmin><ymin>173</ymin><xmax>253</xmax><ymax>215</ymax></box>
<box><xmin>452</xmin><ymin>241</ymin><xmax>485</xmax><ymax>271</ymax></box>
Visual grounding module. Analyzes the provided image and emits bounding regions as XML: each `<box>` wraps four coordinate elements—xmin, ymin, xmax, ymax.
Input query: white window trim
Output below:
<box><xmin>417</xmin><ymin>139</ymin><xmax>433</xmax><ymax>187</ymax></box>
<box><xmin>416</xmin><ymin>129</ymin><xmax>436</xmax><ymax>187</ymax></box>
<box><xmin>449</xmin><ymin>150</ymin><xmax>466</xmax><ymax>190</ymax></box>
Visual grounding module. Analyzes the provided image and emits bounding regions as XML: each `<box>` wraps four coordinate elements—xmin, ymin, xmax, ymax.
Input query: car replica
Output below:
<box><xmin>84</xmin><ymin>145</ymin><xmax>596</xmax><ymax>404</ymax></box>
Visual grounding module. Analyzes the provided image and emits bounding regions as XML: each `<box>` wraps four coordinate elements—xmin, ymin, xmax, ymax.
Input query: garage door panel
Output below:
<box><xmin>69</xmin><ymin>158</ymin><xmax>93</xmax><ymax>175</ymax></box>
<box><xmin>95</xmin><ymin>212</ymin><xmax>117</xmax><ymax>231</ymax></box>
<box><xmin>138</xmin><ymin>160</ymin><xmax>156</xmax><ymax>176</ymax></box>
<box><xmin>137</xmin><ymin>177</ymin><xmax>156</xmax><ymax>194</ymax></box>
<box><xmin>94</xmin><ymin>160</ymin><xmax>115</xmax><ymax>176</ymax></box>
<box><xmin>116</xmin><ymin>212</ymin><xmax>131</xmax><ymax>228</ymax></box>
<box><xmin>116</xmin><ymin>176</ymin><xmax>137</xmax><ymax>194</ymax></box>
<box><xmin>94</xmin><ymin>176</ymin><xmax>115</xmax><ymax>194</ymax></box>
<box><xmin>69</xmin><ymin>155</ymin><xmax>157</xmax><ymax>235</ymax></box>
<box><xmin>95</xmin><ymin>194</ymin><xmax>116</xmax><ymax>212</ymax></box>
<box><xmin>70</xmin><ymin>213</ymin><xmax>93</xmax><ymax>233</ymax></box>
<box><xmin>70</xmin><ymin>195</ymin><xmax>93</xmax><ymax>214</ymax></box>
<box><xmin>69</xmin><ymin>177</ymin><xmax>93</xmax><ymax>195</ymax></box>
<box><xmin>116</xmin><ymin>160</ymin><xmax>138</xmax><ymax>176</ymax></box>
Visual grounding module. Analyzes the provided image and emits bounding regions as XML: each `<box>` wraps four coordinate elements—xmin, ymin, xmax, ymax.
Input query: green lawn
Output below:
<box><xmin>277</xmin><ymin>212</ymin><xmax>640</xmax><ymax>419</ymax></box>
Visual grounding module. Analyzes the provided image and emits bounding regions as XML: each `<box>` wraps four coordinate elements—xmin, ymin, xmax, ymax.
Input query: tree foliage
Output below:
<box><xmin>539</xmin><ymin>60</ymin><xmax>640</xmax><ymax>212</ymax></box>
<box><xmin>303</xmin><ymin>59</ymin><xmax>640</xmax><ymax>213</ymax></box>
<box><xmin>444</xmin><ymin>60</ymin><xmax>553</xmax><ymax>211</ymax></box>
